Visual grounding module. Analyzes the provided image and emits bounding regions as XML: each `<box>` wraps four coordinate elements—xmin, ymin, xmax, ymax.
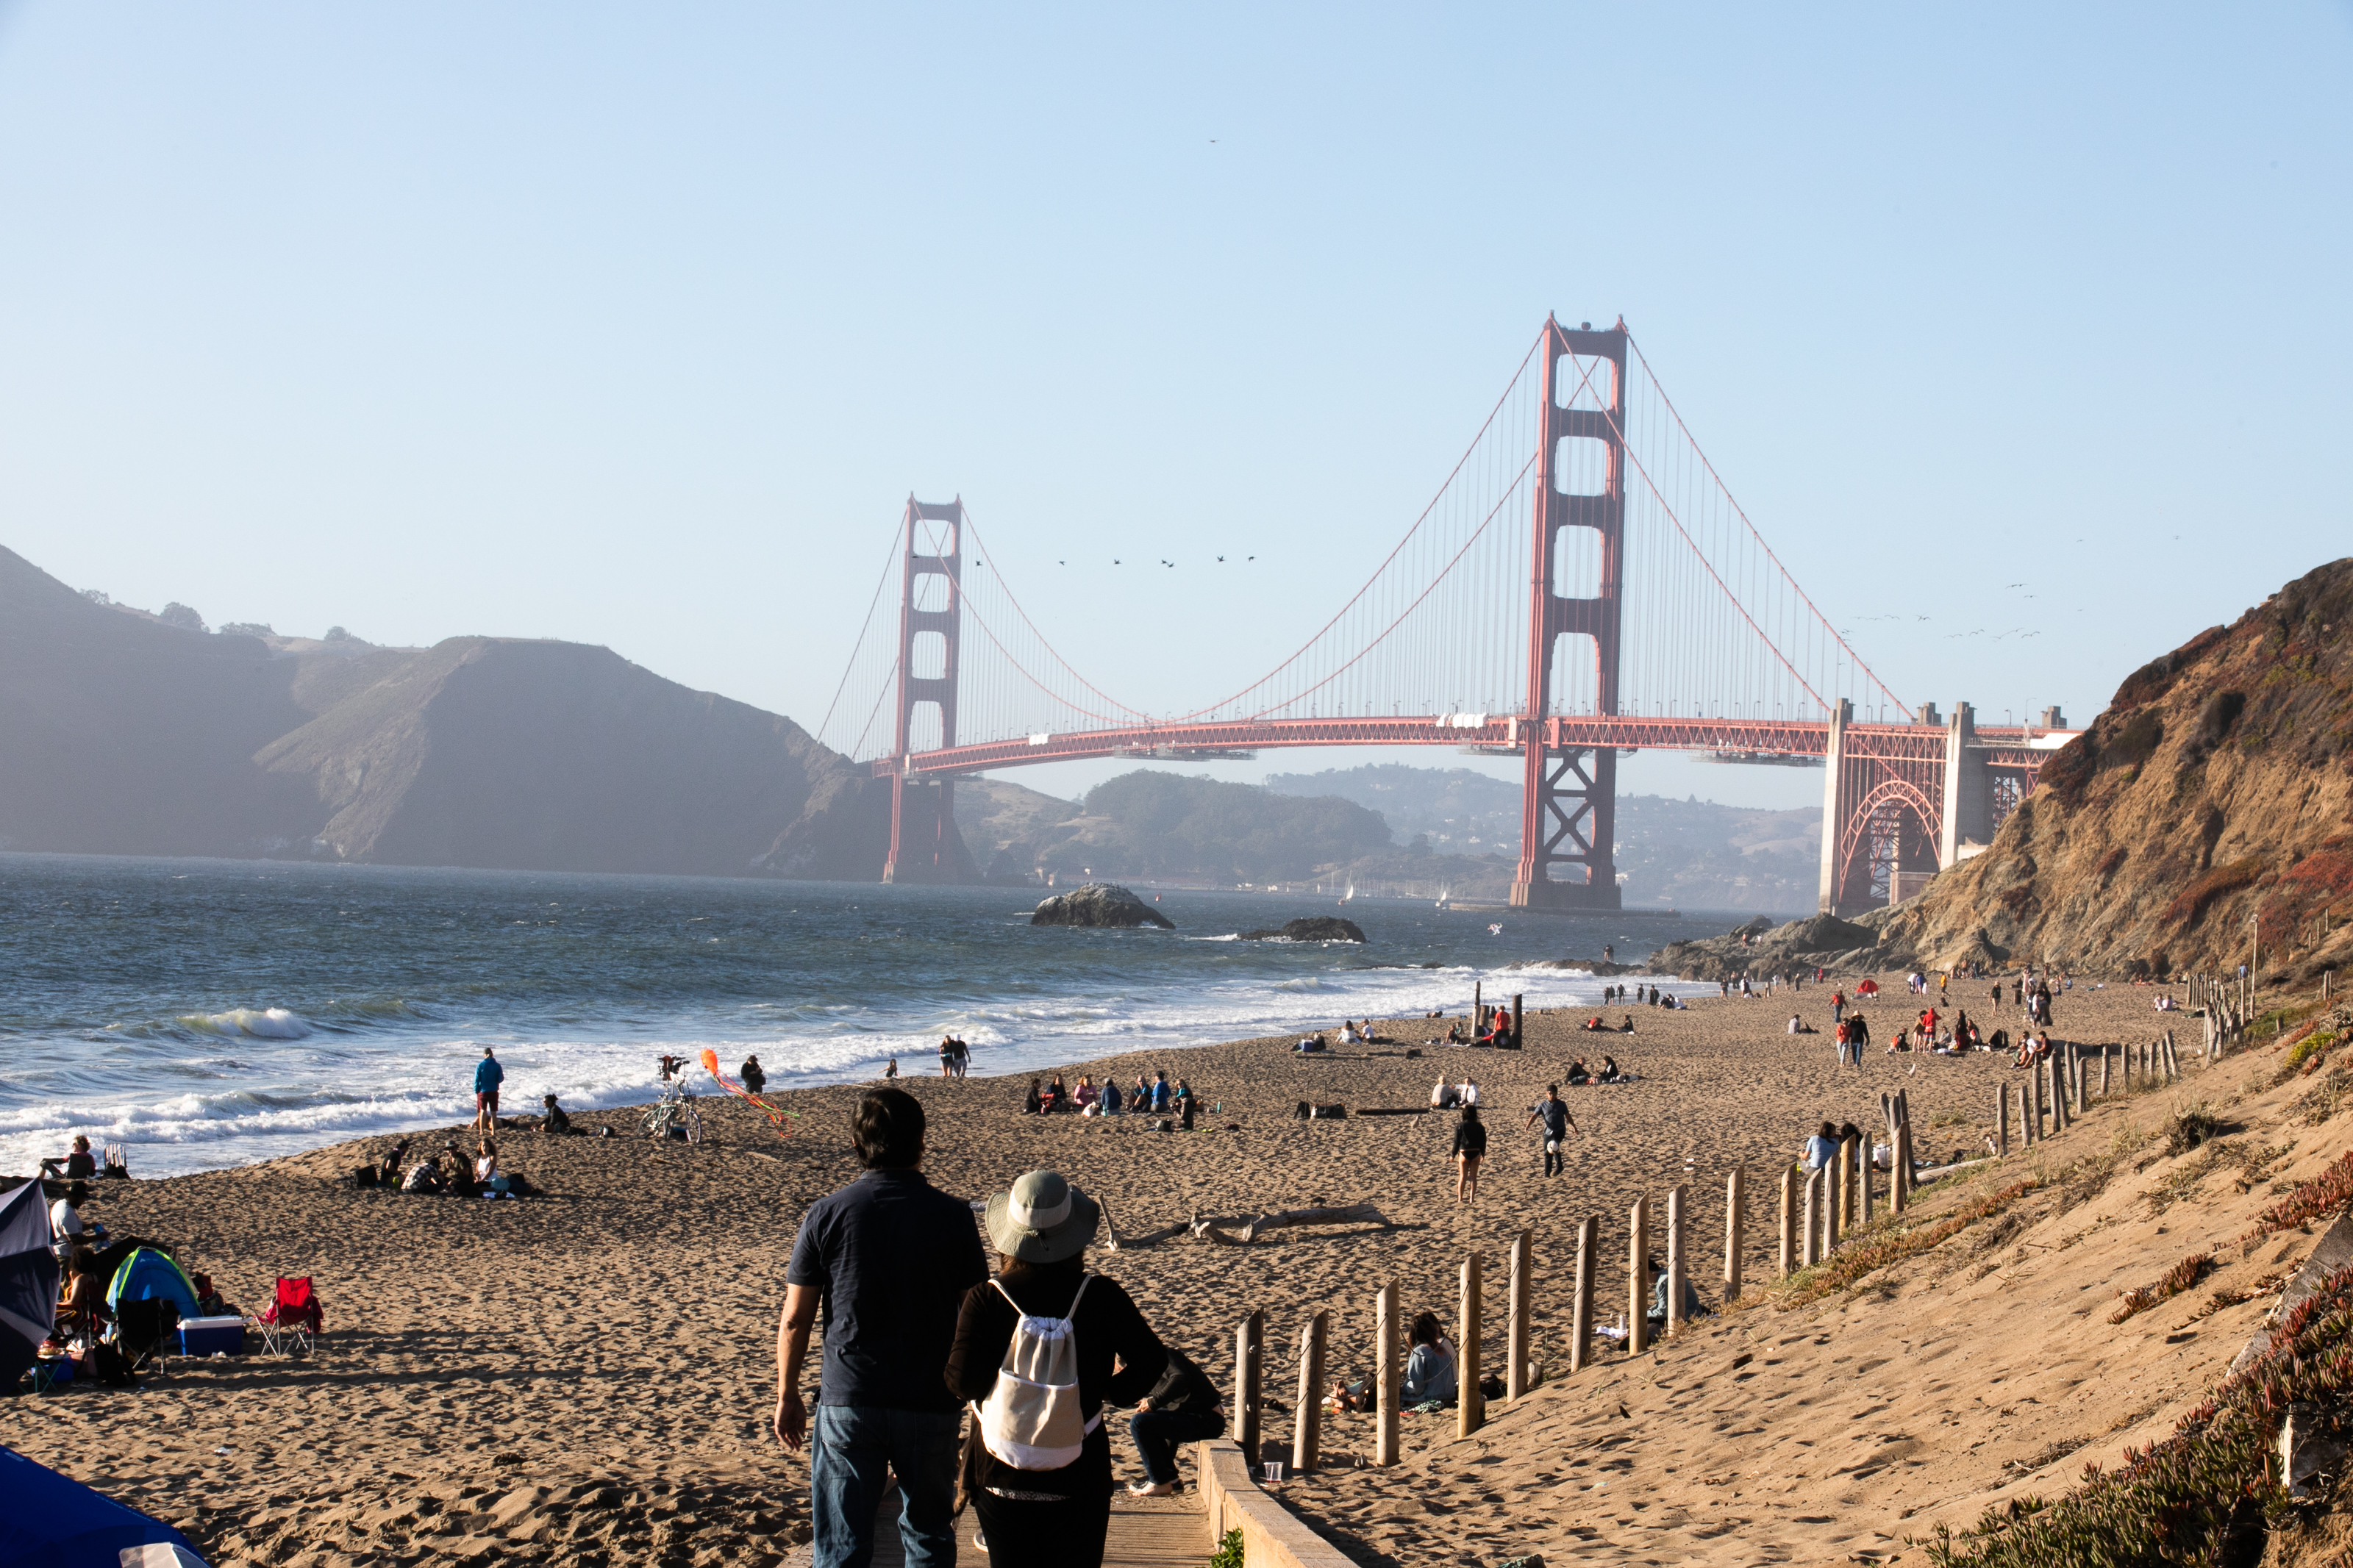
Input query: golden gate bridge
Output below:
<box><xmin>818</xmin><ymin>317</ymin><xmax>2077</xmax><ymax>917</ymax></box>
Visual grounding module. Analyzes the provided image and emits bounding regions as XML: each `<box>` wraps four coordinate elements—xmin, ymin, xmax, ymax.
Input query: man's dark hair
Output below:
<box><xmin>853</xmin><ymin>1087</ymin><xmax>926</xmax><ymax>1169</ymax></box>
<box><xmin>1548</xmin><ymin>1083</ymin><xmax>1560</xmax><ymax>1095</ymax></box>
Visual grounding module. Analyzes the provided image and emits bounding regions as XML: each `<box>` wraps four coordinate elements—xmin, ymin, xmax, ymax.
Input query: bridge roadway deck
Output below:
<box><xmin>874</xmin><ymin>713</ymin><xmax>2070</xmax><ymax>778</ymax></box>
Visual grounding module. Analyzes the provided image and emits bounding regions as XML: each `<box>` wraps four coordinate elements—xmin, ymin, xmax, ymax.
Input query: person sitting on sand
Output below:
<box><xmin>38</xmin><ymin>1134</ymin><xmax>97</xmax><ymax>1182</ymax></box>
<box><xmin>1023</xmin><ymin>1078</ymin><xmax>1045</xmax><ymax>1115</ymax></box>
<box><xmin>1340</xmin><ymin>1022</ymin><xmax>1361</xmax><ymax>1045</ymax></box>
<box><xmin>1043</xmin><ymin>1073</ymin><xmax>1069</xmax><ymax>1112</ymax></box>
<box><xmin>1099</xmin><ymin>1076</ymin><xmax>1122</xmax><ymax>1117</ymax></box>
<box><xmin>1174</xmin><ymin>1078</ymin><xmax>1196</xmax><ymax>1130</ymax></box>
<box><xmin>884</xmin><ymin>1059</ymin><xmax>899</xmax><ymax>1081</ymax></box>
<box><xmin>1446</xmin><ymin>1018</ymin><xmax>1468</xmax><ymax>1045</ymax></box>
<box><xmin>1565</xmin><ymin>1057</ymin><xmax>1591</xmax><ymax>1086</ymax></box>
<box><xmin>377</xmin><ymin>1137</ymin><xmax>415</xmax><ymax>1181</ymax></box>
<box><xmin>1597</xmin><ymin>1055</ymin><xmax>1623</xmax><ymax>1082</ymax></box>
<box><xmin>1401</xmin><ymin>1311</ymin><xmax>1458</xmax><ymax>1406</ymax></box>
<box><xmin>476</xmin><ymin>1138</ymin><xmax>512</xmax><ymax>1197</ymax></box>
<box><xmin>1617</xmin><ymin>1014</ymin><xmax>1636</xmax><ymax>1033</ymax></box>
<box><xmin>540</xmin><ymin>1096</ymin><xmax>574</xmax><ymax>1136</ymax></box>
<box><xmin>1074</xmin><ymin>1075</ymin><xmax>1098</xmax><ymax>1113</ymax></box>
<box><xmin>1803</xmin><ymin>1120</ymin><xmax>1840</xmax><ymax>1173</ymax></box>
<box><xmin>1452</xmin><ymin>1105</ymin><xmax>1487</xmax><ymax>1206</ymax></box>
<box><xmin>1429</xmin><ymin>1077</ymin><xmax>1456</xmax><ymax>1110</ymax></box>
<box><xmin>1582</xmin><ymin>1014</ymin><xmax>1606</xmax><ymax>1032</ymax></box>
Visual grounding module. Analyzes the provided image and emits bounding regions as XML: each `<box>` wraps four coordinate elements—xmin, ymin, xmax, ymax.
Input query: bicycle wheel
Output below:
<box><xmin>684</xmin><ymin>1097</ymin><xmax>704</xmax><ymax>1144</ymax></box>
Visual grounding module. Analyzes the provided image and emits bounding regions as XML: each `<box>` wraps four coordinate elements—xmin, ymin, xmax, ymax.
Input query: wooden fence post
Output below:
<box><xmin>1512</xmin><ymin>992</ymin><xmax>1524</xmax><ymax>1048</ymax></box>
<box><xmin>1236</xmin><ymin>1311</ymin><xmax>1263</xmax><ymax>1464</ymax></box>
<box><xmin>1666</xmin><ymin>1186</ymin><xmax>1688</xmax><ymax>1335</ymax></box>
<box><xmin>1858</xmin><ymin>1132</ymin><xmax>1874</xmax><ymax>1225</ymax></box>
<box><xmin>1996</xmin><ymin>1084</ymin><xmax>2009</xmax><ymax>1156</ymax></box>
<box><xmin>1570</xmin><ymin>1216</ymin><xmax>1596</xmax><ymax>1373</ymax></box>
<box><xmin>1374</xmin><ymin>1282</ymin><xmax>1399</xmax><ymax>1467</ymax></box>
<box><xmin>1777</xmin><ymin>1164</ymin><xmax>1796</xmax><ymax>1278</ymax></box>
<box><xmin>1506</xmin><ymin>1228</ymin><xmax>1531</xmax><ymax>1400</ymax></box>
<box><xmin>1827</xmin><ymin>1145</ymin><xmax>1844</xmax><ymax>1250</ymax></box>
<box><xmin>1293</xmin><ymin>1311</ymin><xmax>1327</xmax><ymax>1475</ymax></box>
<box><xmin>1628</xmin><ymin>1198</ymin><xmax>1650</xmax><ymax>1354</ymax></box>
<box><xmin>1458</xmin><ymin>1256</ymin><xmax>1484</xmax><ymax>1437</ymax></box>
<box><xmin>1724</xmin><ymin>1168</ymin><xmax>1746</xmax><ymax>1303</ymax></box>
<box><xmin>1473</xmin><ymin>980</ymin><xmax>1483</xmax><ymax>1033</ymax></box>
<box><xmin>2100</xmin><ymin>1045</ymin><xmax>2111</xmax><ymax>1098</ymax></box>
<box><xmin>1802</xmin><ymin>1168</ymin><xmax>1822</xmax><ymax>1264</ymax></box>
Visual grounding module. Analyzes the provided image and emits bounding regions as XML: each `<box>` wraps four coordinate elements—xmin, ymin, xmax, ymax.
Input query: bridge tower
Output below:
<box><xmin>881</xmin><ymin>496</ymin><xmax>977</xmax><ymax>884</ymax></box>
<box><xmin>1512</xmin><ymin>316</ymin><xmax>1625</xmax><ymax>911</ymax></box>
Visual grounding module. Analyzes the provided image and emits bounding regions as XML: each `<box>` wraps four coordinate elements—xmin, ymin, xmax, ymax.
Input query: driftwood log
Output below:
<box><xmin>1103</xmin><ymin>1200</ymin><xmax>1393</xmax><ymax>1250</ymax></box>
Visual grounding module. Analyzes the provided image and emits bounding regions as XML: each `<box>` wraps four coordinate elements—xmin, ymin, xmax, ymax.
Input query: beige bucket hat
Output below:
<box><xmin>984</xmin><ymin>1170</ymin><xmax>1101</xmax><ymax>1263</ymax></box>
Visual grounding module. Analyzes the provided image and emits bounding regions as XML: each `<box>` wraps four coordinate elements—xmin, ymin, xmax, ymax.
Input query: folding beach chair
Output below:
<box><xmin>250</xmin><ymin>1276</ymin><xmax>324</xmax><ymax>1357</ymax></box>
<box><xmin>114</xmin><ymin>1296</ymin><xmax>182</xmax><ymax>1372</ymax></box>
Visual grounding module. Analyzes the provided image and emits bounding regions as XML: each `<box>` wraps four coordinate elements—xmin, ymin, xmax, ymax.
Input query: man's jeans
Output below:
<box><xmin>811</xmin><ymin>1404</ymin><xmax>962</xmax><ymax>1568</ymax></box>
<box><xmin>1127</xmin><ymin>1407</ymin><xmax>1225</xmax><ymax>1484</ymax></box>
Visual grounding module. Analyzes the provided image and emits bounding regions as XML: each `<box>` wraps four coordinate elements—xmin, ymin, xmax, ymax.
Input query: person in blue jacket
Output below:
<box><xmin>474</xmin><ymin>1047</ymin><xmax>506</xmax><ymax>1131</ymax></box>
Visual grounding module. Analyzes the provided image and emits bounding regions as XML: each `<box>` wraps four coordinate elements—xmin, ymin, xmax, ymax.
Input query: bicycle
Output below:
<box><xmin>641</xmin><ymin>1077</ymin><xmax>704</xmax><ymax>1143</ymax></box>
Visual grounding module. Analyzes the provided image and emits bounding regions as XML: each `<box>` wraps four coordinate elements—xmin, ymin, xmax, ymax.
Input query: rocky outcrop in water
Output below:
<box><xmin>1240</xmin><ymin>916</ymin><xmax>1366</xmax><ymax>942</ymax></box>
<box><xmin>1648</xmin><ymin>913</ymin><xmax>1885</xmax><ymax>981</ymax></box>
<box><xmin>1029</xmin><ymin>882</ymin><xmax>1175</xmax><ymax>929</ymax></box>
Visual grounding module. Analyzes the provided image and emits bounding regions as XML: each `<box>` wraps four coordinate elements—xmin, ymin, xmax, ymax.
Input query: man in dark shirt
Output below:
<box><xmin>774</xmin><ymin>1087</ymin><xmax>985</xmax><ymax>1568</ymax></box>
<box><xmin>1525</xmin><ymin>1084</ymin><xmax>1578</xmax><ymax>1178</ymax></box>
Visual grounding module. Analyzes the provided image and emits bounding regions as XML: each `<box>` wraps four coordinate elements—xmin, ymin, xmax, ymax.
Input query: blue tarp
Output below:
<box><xmin>104</xmin><ymin>1248</ymin><xmax>198</xmax><ymax>1320</ymax></box>
<box><xmin>0</xmin><ymin>1445</ymin><xmax>207</xmax><ymax>1567</ymax></box>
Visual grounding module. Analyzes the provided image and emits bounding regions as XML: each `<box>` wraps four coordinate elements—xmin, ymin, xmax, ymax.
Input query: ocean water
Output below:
<box><xmin>0</xmin><ymin>854</ymin><xmax>1754</xmax><ymax>1178</ymax></box>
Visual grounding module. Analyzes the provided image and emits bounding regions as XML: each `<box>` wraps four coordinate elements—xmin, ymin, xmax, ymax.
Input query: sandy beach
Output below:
<box><xmin>10</xmin><ymin>971</ymin><xmax>2299</xmax><ymax>1567</ymax></box>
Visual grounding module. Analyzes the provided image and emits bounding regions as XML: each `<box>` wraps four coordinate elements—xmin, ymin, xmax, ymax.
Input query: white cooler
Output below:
<box><xmin>178</xmin><ymin>1315</ymin><xmax>247</xmax><ymax>1357</ymax></box>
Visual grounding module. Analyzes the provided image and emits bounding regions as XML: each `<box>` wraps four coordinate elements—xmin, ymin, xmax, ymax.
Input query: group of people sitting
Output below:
<box><xmin>1579</xmin><ymin>1014</ymin><xmax>1638</xmax><ymax>1033</ymax></box>
<box><xmin>394</xmin><ymin>1135</ymin><xmax>537</xmax><ymax>1198</ymax></box>
<box><xmin>1023</xmin><ymin>1071</ymin><xmax>1196</xmax><ymax>1126</ymax></box>
<box><xmin>1429</xmin><ymin>1077</ymin><xmax>1480</xmax><ymax>1109</ymax></box>
<box><xmin>1563</xmin><ymin>1055</ymin><xmax>1627</xmax><ymax>1085</ymax></box>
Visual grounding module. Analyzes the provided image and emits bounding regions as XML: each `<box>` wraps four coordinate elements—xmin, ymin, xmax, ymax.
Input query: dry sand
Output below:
<box><xmin>10</xmin><ymin>973</ymin><xmax>2313</xmax><ymax>1567</ymax></box>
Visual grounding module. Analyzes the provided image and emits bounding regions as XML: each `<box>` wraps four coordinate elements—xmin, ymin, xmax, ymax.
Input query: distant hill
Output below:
<box><xmin>0</xmin><ymin>545</ymin><xmax>922</xmax><ymax>878</ymax></box>
<box><xmin>1267</xmin><ymin>762</ymin><xmax>1820</xmax><ymax>910</ymax></box>
<box><xmin>961</xmin><ymin>770</ymin><xmax>1392</xmax><ymax>884</ymax></box>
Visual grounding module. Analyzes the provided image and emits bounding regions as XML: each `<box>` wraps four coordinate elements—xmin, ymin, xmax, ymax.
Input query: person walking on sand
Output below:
<box><xmin>774</xmin><ymin>1087</ymin><xmax>988</xmax><ymax>1568</ymax></box>
<box><xmin>1452</xmin><ymin>1105</ymin><xmax>1488</xmax><ymax>1206</ymax></box>
<box><xmin>1526</xmin><ymin>1084</ymin><xmax>1578</xmax><ymax>1177</ymax></box>
<box><xmin>473</xmin><ymin>1047</ymin><xmax>504</xmax><ymax>1132</ymax></box>
<box><xmin>947</xmin><ymin>1170</ymin><xmax>1170</xmax><ymax>1566</ymax></box>
<box><xmin>742</xmin><ymin>1054</ymin><xmax>767</xmax><ymax>1096</ymax></box>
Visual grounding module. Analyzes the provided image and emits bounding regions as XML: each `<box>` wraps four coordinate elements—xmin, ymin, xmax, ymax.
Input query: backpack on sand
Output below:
<box><xmin>974</xmin><ymin>1275</ymin><xmax>1097</xmax><ymax>1470</ymax></box>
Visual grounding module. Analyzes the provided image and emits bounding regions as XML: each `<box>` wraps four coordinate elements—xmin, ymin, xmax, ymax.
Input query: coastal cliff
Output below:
<box><xmin>1881</xmin><ymin>557</ymin><xmax>2353</xmax><ymax>980</ymax></box>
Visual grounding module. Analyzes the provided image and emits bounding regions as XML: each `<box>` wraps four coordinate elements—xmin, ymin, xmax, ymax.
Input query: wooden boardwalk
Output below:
<box><xmin>790</xmin><ymin>1478</ymin><xmax>1208</xmax><ymax>1566</ymax></box>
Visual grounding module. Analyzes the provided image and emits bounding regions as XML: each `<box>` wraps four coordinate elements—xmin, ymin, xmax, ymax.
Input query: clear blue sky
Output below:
<box><xmin>1</xmin><ymin>3</ymin><xmax>2345</xmax><ymax>811</ymax></box>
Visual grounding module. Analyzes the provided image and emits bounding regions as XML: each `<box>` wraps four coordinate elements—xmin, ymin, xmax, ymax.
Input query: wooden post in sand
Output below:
<box><xmin>1293</xmin><ymin>1311</ymin><xmax>1327</xmax><ymax>1474</ymax></box>
<box><xmin>2100</xmin><ymin>1045</ymin><xmax>2111</xmax><ymax>1099</ymax></box>
<box><xmin>1724</xmin><ymin>1168</ymin><xmax>1746</xmax><ymax>1303</ymax></box>
<box><xmin>1506</xmin><ymin>1228</ymin><xmax>1532</xmax><ymax>1399</ymax></box>
<box><xmin>1458</xmin><ymin>1256</ymin><xmax>1485</xmax><ymax>1436</ymax></box>
<box><xmin>1570</xmin><ymin>1216</ymin><xmax>1597</xmax><ymax>1373</ymax></box>
<box><xmin>1777</xmin><ymin>1165</ymin><xmax>1796</xmax><ymax>1278</ymax></box>
<box><xmin>1996</xmin><ymin>1084</ymin><xmax>2010</xmax><ymax>1156</ymax></box>
<box><xmin>1826</xmin><ymin>1148</ymin><xmax>1844</xmax><ymax>1250</ymax></box>
<box><xmin>1802</xmin><ymin>1169</ymin><xmax>1822</xmax><ymax>1264</ymax></box>
<box><xmin>1374</xmin><ymin>1283</ymin><xmax>1399</xmax><ymax>1467</ymax></box>
<box><xmin>1236</xmin><ymin>1311</ymin><xmax>1263</xmax><ymax>1464</ymax></box>
<box><xmin>1628</xmin><ymin>1197</ymin><xmax>1650</xmax><ymax>1353</ymax></box>
<box><xmin>1473</xmin><ymin>980</ymin><xmax>1483</xmax><ymax>1034</ymax></box>
<box><xmin>1512</xmin><ymin>993</ymin><xmax>1524</xmax><ymax>1049</ymax></box>
<box><xmin>1896</xmin><ymin>1120</ymin><xmax>1914</xmax><ymax>1207</ymax></box>
<box><xmin>1666</xmin><ymin>1186</ymin><xmax>1688</xmax><ymax>1335</ymax></box>
<box><xmin>1857</xmin><ymin>1134</ymin><xmax>1874</xmax><ymax>1225</ymax></box>
<box><xmin>2031</xmin><ymin>1054</ymin><xmax>2046</xmax><ymax>1136</ymax></box>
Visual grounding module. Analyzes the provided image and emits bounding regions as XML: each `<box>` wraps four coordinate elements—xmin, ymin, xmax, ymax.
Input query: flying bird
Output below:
<box><xmin>1113</xmin><ymin>559</ymin><xmax>1121</xmax><ymax>565</ymax></box>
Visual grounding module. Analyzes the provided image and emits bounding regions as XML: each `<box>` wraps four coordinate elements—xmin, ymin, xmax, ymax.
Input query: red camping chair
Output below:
<box><xmin>250</xmin><ymin>1277</ymin><xmax>324</xmax><ymax>1357</ymax></box>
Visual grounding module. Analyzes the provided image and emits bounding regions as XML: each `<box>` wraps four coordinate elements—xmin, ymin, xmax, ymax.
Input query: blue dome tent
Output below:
<box><xmin>0</xmin><ymin>1445</ymin><xmax>207</xmax><ymax>1567</ymax></box>
<box><xmin>0</xmin><ymin>1181</ymin><xmax>59</xmax><ymax>1391</ymax></box>
<box><xmin>104</xmin><ymin>1247</ymin><xmax>199</xmax><ymax>1320</ymax></box>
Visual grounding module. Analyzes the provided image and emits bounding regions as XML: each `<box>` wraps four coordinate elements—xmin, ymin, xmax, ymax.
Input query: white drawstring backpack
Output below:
<box><xmin>974</xmin><ymin>1275</ymin><xmax>1097</xmax><ymax>1469</ymax></box>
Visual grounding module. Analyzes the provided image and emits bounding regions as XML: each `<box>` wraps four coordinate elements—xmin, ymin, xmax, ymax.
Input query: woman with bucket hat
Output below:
<box><xmin>946</xmin><ymin>1170</ymin><xmax>1171</xmax><ymax>1567</ymax></box>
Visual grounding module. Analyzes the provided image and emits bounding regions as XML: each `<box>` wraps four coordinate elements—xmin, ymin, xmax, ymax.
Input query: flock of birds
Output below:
<box><xmin>1058</xmin><ymin>556</ymin><xmax>1255</xmax><ymax>566</ymax></box>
